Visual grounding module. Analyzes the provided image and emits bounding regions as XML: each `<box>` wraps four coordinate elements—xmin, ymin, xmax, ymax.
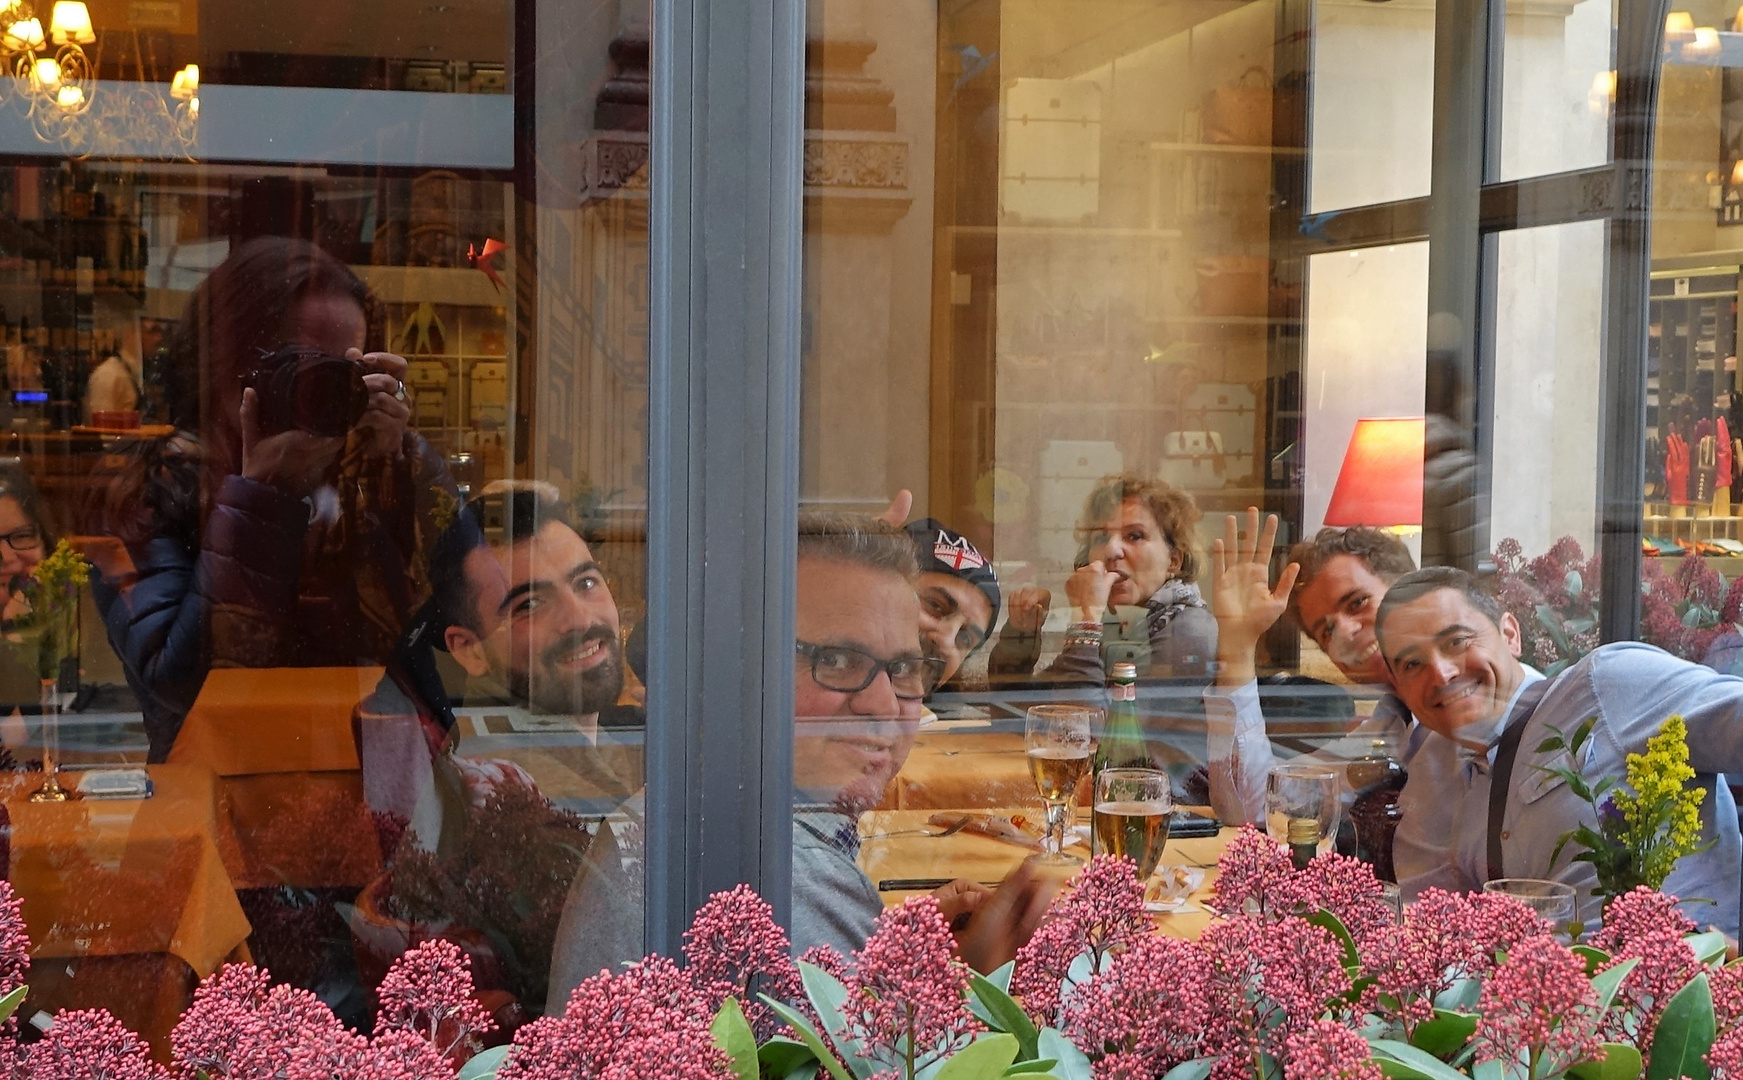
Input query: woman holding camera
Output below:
<box><xmin>92</xmin><ymin>236</ymin><xmax>454</xmax><ymax>760</ymax></box>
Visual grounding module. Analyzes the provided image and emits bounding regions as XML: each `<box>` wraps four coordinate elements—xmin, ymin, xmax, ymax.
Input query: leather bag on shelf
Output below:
<box><xmin>1202</xmin><ymin>67</ymin><xmax>1272</xmax><ymax>146</ymax></box>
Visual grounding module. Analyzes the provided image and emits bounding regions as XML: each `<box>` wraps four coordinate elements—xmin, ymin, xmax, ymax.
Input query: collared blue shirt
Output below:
<box><xmin>1395</xmin><ymin>642</ymin><xmax>1743</xmax><ymax>936</ymax></box>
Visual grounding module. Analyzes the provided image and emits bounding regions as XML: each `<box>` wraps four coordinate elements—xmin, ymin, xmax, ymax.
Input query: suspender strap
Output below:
<box><xmin>1487</xmin><ymin>677</ymin><xmax>1556</xmax><ymax>882</ymax></box>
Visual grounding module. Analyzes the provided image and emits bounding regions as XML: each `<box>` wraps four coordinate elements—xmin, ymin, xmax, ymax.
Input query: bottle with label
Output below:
<box><xmin>1094</xmin><ymin>661</ymin><xmax>1153</xmax><ymax>773</ymax></box>
<box><xmin>1288</xmin><ymin>816</ymin><xmax>1320</xmax><ymax>870</ymax></box>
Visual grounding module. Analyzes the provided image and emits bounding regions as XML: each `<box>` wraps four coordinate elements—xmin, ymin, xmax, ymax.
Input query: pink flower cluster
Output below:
<box><xmin>498</xmin><ymin>956</ymin><xmax>732</xmax><ymax>1080</ymax></box>
<box><xmin>1709</xmin><ymin>962</ymin><xmax>1743</xmax><ymax>1078</ymax></box>
<box><xmin>836</xmin><ymin>896</ymin><xmax>981</xmax><ymax>1075</ymax></box>
<box><xmin>1208</xmin><ymin>828</ymin><xmax>1392</xmax><ymax>944</ymax></box>
<box><xmin>374</xmin><ymin>939</ymin><xmax>496</xmax><ymax>1065</ymax></box>
<box><xmin>1062</xmin><ymin>934</ymin><xmax>1211</xmax><ymax>1074</ymax></box>
<box><xmin>1589</xmin><ymin>887</ymin><xmax>1700</xmax><ymax>1056</ymax></box>
<box><xmin>1199</xmin><ymin>914</ymin><xmax>1351</xmax><ymax>1072</ymax></box>
<box><xmin>682</xmin><ymin>884</ymin><xmax>802</xmax><ymax>1039</ymax></box>
<box><xmin>1360</xmin><ymin>887</ymin><xmax>1550</xmax><ymax>1037</ymax></box>
<box><xmin>1012</xmin><ymin>857</ymin><xmax>1149</xmax><ymax>1024</ymax></box>
<box><xmin>1473</xmin><ymin>934</ymin><xmax>1604</xmax><ymax>1076</ymax></box>
<box><xmin>1282</xmin><ymin>1019</ymin><xmax>1381</xmax><ymax>1080</ymax></box>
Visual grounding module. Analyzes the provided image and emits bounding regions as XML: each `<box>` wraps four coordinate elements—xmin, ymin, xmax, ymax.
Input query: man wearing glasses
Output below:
<box><xmin>545</xmin><ymin>512</ymin><xmax>1056</xmax><ymax>1009</ymax></box>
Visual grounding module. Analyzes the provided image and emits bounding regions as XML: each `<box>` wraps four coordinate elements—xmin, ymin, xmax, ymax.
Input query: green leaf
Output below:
<box><xmin>762</xmin><ymin>998</ymin><xmax>854</xmax><ymax>1080</ymax></box>
<box><xmin>1408</xmin><ymin>1010</ymin><xmax>1477</xmax><ymax>1059</ymax></box>
<box><xmin>984</xmin><ymin>961</ymin><xmax>1015</xmax><ymax>993</ymax></box>
<box><xmin>456</xmin><ymin>1045</ymin><xmax>509</xmax><ymax>1080</ymax></box>
<box><xmin>1572</xmin><ymin>945</ymin><xmax>1611</xmax><ymax>975</ymax></box>
<box><xmin>1644</xmin><ymin>972</ymin><xmax>1716</xmax><ymax>1080</ymax></box>
<box><xmin>935</xmin><ymin>1034</ymin><xmax>1019</xmax><ymax>1080</ymax></box>
<box><xmin>0</xmin><ymin>985</ymin><xmax>27</xmax><ymax>1028</ymax></box>
<box><xmin>1687</xmin><ymin>930</ymin><xmax>1731</xmax><ymax>966</ymax></box>
<box><xmin>1470</xmin><ymin>1061</ymin><xmax>1504</xmax><ymax>1080</ymax></box>
<box><xmin>759</xmin><ymin>1038</ymin><xmax>818</xmax><ymax>1078</ymax></box>
<box><xmin>1589</xmin><ymin>957</ymin><xmax>1641</xmax><ymax>1014</ymax></box>
<box><xmin>1369</xmin><ymin>1039</ymin><xmax>1478</xmax><ymax>1080</ymax></box>
<box><xmin>969</xmin><ymin>973</ymin><xmax>1041</xmax><ymax>1061</ymax></box>
<box><xmin>1568</xmin><ymin>1043</ymin><xmax>1645</xmax><ymax>1080</ymax></box>
<box><xmin>1433</xmin><ymin>978</ymin><xmax>1481</xmax><ymax>1013</ymax></box>
<box><xmin>1376</xmin><ymin>1061</ymin><xmax>1438</xmax><ymax>1080</ymax></box>
<box><xmin>1158</xmin><ymin>1061</ymin><xmax>1214</xmax><ymax>1080</ymax></box>
<box><xmin>1536</xmin><ymin>735</ymin><xmax>1566</xmax><ymax>754</ymax></box>
<box><xmin>1003</xmin><ymin>1059</ymin><xmax>1057</xmax><ymax>1075</ymax></box>
<box><xmin>1036</xmin><ymin>1029</ymin><xmax>1093</xmax><ymax>1080</ymax></box>
<box><xmin>798</xmin><ymin>961</ymin><xmax>875</xmax><ymax>1076</ymax></box>
<box><xmin>1306</xmin><ymin>909</ymin><xmax>1359</xmax><ymax>969</ymax></box>
<box><xmin>710</xmin><ymin>998</ymin><xmax>759</xmax><ymax>1080</ymax></box>
<box><xmin>1569</xmin><ymin>717</ymin><xmax>1597</xmax><ymax>758</ymax></box>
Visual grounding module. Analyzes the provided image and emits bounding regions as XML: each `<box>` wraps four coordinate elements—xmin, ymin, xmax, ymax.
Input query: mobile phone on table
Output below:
<box><xmin>1168</xmin><ymin>811</ymin><xmax>1220</xmax><ymax>838</ymax></box>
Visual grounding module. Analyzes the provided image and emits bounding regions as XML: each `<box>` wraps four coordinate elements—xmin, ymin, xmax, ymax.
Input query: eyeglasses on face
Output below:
<box><xmin>796</xmin><ymin>640</ymin><xmax>945</xmax><ymax>701</ymax></box>
<box><xmin>0</xmin><ymin>527</ymin><xmax>40</xmax><ymax>552</ymax></box>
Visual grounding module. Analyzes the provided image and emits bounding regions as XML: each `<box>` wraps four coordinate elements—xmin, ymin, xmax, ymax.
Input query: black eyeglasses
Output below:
<box><xmin>796</xmin><ymin>640</ymin><xmax>945</xmax><ymax>701</ymax></box>
<box><xmin>0</xmin><ymin>527</ymin><xmax>40</xmax><ymax>552</ymax></box>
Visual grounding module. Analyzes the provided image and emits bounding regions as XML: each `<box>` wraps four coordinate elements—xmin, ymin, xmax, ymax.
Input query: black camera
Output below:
<box><xmin>241</xmin><ymin>345</ymin><xmax>370</xmax><ymax>438</ymax></box>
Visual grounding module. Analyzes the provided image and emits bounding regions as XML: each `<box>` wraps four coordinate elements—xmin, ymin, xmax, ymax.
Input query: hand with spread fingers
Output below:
<box><xmin>1210</xmin><ymin>507</ymin><xmax>1299</xmax><ymax>688</ymax></box>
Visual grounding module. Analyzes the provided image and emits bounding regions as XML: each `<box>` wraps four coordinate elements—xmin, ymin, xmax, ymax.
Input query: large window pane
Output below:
<box><xmin>794</xmin><ymin>0</ymin><xmax>1442</xmax><ymax>963</ymax></box>
<box><xmin>1309</xmin><ymin>0</ymin><xmax>1434</xmax><ymax>211</ymax></box>
<box><xmin>1495</xmin><ymin>0</ymin><xmax>1614</xmax><ymax>182</ymax></box>
<box><xmin>0</xmin><ymin>0</ymin><xmax>652</xmax><ymax>1049</ymax></box>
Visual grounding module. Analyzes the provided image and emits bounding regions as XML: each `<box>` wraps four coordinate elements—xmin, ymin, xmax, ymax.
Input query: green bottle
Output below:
<box><xmin>1095</xmin><ymin>662</ymin><xmax>1153</xmax><ymax>772</ymax></box>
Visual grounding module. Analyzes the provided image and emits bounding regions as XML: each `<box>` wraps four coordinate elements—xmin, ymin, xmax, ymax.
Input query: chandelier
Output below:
<box><xmin>0</xmin><ymin>0</ymin><xmax>200</xmax><ymax>157</ymax></box>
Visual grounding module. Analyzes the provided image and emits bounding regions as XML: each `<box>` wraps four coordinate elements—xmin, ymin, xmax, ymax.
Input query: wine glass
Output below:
<box><xmin>1266</xmin><ymin>764</ymin><xmax>1340</xmax><ymax>861</ymax></box>
<box><xmin>1482</xmin><ymin>878</ymin><xmax>1577</xmax><ymax>938</ymax></box>
<box><xmin>1025</xmin><ymin>704</ymin><xmax>1096</xmax><ymax>865</ymax></box>
<box><xmin>1093</xmin><ymin>767</ymin><xmax>1173</xmax><ymax>879</ymax></box>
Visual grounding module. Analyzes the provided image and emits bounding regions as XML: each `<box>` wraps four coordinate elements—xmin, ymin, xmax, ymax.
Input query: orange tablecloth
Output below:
<box><xmin>170</xmin><ymin>667</ymin><xmax>383</xmax><ymax>890</ymax></box>
<box><xmin>880</xmin><ymin>731</ymin><xmax>1056</xmax><ymax>812</ymax></box>
<box><xmin>858</xmin><ymin>807</ymin><xmax>1233</xmax><ymax>941</ymax></box>
<box><xmin>7</xmin><ymin>766</ymin><xmax>251</xmax><ymax>976</ymax></box>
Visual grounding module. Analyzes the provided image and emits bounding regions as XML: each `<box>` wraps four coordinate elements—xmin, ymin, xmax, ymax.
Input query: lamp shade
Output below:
<box><xmin>1323</xmin><ymin>416</ymin><xmax>1425</xmax><ymax>528</ymax></box>
<box><xmin>48</xmin><ymin>1</ymin><xmax>92</xmax><ymax>45</ymax></box>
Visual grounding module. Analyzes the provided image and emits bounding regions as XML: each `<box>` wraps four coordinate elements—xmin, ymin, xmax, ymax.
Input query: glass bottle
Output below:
<box><xmin>1095</xmin><ymin>661</ymin><xmax>1152</xmax><ymax>771</ymax></box>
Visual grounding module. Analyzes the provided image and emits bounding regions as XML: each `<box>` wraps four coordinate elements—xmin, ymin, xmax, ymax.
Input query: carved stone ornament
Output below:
<box><xmin>803</xmin><ymin>133</ymin><xmax>908</xmax><ymax>190</ymax></box>
<box><xmin>582</xmin><ymin>134</ymin><xmax>651</xmax><ymax>202</ymax></box>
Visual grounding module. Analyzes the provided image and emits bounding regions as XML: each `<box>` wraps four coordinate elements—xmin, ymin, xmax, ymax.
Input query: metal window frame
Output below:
<box><xmin>642</xmin><ymin>0</ymin><xmax>806</xmax><ymax>952</ymax></box>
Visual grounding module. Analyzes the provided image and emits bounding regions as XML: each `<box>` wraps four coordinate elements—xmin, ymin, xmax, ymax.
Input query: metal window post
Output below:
<box><xmin>644</xmin><ymin>0</ymin><xmax>806</xmax><ymax>952</ymax></box>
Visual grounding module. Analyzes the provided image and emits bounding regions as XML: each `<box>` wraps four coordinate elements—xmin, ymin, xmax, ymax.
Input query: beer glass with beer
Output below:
<box><xmin>1025</xmin><ymin>704</ymin><xmax>1096</xmax><ymax>865</ymax></box>
<box><xmin>1093</xmin><ymin>767</ymin><xmax>1172</xmax><ymax>879</ymax></box>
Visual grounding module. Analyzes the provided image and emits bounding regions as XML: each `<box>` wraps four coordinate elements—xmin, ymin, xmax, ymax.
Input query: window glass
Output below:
<box><xmin>1308</xmin><ymin>0</ymin><xmax>1434</xmax><ymax>211</ymax></box>
<box><xmin>796</xmin><ymin>0</ymin><xmax>1439</xmax><ymax>964</ymax></box>
<box><xmin>1495</xmin><ymin>0</ymin><xmax>1614</xmax><ymax>182</ymax></box>
<box><xmin>1646</xmin><ymin>3</ymin><xmax>1743</xmax><ymax>666</ymax></box>
<box><xmin>0</xmin><ymin>0</ymin><xmax>651</xmax><ymax>1048</ymax></box>
<box><xmin>1487</xmin><ymin>221</ymin><xmax>1606</xmax><ymax>673</ymax></box>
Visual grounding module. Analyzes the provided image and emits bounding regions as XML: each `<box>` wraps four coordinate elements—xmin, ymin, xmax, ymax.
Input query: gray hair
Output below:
<box><xmin>797</xmin><ymin>511</ymin><xmax>918</xmax><ymax>581</ymax></box>
<box><xmin>1374</xmin><ymin>565</ymin><xmax>1505</xmax><ymax>647</ymax></box>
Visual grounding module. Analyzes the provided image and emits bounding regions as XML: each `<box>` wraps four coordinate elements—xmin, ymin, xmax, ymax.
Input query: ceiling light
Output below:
<box><xmin>48</xmin><ymin>1</ymin><xmax>92</xmax><ymax>46</ymax></box>
<box><xmin>1667</xmin><ymin>11</ymin><xmax>1695</xmax><ymax>32</ymax></box>
<box><xmin>1691</xmin><ymin>26</ymin><xmax>1722</xmax><ymax>55</ymax></box>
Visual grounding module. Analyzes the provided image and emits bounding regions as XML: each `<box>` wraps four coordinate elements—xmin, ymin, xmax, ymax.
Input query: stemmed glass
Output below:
<box><xmin>1025</xmin><ymin>704</ymin><xmax>1097</xmax><ymax>866</ymax></box>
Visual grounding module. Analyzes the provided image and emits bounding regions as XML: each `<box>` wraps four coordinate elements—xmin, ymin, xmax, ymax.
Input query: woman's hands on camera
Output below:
<box><xmin>240</xmin><ymin>387</ymin><xmax>344</xmax><ymax>496</ymax></box>
<box><xmin>353</xmin><ymin>348</ymin><xmax>411</xmax><ymax>459</ymax></box>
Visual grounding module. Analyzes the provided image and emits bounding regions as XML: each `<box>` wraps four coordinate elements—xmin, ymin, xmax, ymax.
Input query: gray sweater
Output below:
<box><xmin>545</xmin><ymin>799</ymin><xmax>882</xmax><ymax>1013</ymax></box>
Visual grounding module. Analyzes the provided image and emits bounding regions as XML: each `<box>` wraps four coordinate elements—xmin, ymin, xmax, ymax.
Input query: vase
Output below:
<box><xmin>28</xmin><ymin>676</ymin><xmax>69</xmax><ymax>802</ymax></box>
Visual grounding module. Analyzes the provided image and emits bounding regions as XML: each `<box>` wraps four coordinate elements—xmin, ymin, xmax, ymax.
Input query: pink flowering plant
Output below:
<box><xmin>0</xmin><ymin>826</ymin><xmax>1735</xmax><ymax>1080</ymax></box>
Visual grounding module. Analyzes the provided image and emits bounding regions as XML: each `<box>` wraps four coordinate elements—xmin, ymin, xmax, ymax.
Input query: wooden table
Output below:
<box><xmin>858</xmin><ymin>807</ymin><xmax>1234</xmax><ymax>941</ymax></box>
<box><xmin>878</xmin><ymin>731</ymin><xmax>1043</xmax><ymax>812</ymax></box>
<box><xmin>8</xmin><ymin>764</ymin><xmax>253</xmax><ymax>1059</ymax></box>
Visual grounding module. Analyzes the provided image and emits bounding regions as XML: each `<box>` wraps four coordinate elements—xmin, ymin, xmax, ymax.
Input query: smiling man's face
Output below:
<box><xmin>1379</xmin><ymin>586</ymin><xmax>1525</xmax><ymax>748</ymax></box>
<box><xmin>447</xmin><ymin>520</ymin><xmax>625</xmax><ymax>717</ymax></box>
<box><xmin>1294</xmin><ymin>554</ymin><xmax>1393</xmax><ymax>685</ymax></box>
<box><xmin>793</xmin><ymin>555</ymin><xmax>923</xmax><ymax>815</ymax></box>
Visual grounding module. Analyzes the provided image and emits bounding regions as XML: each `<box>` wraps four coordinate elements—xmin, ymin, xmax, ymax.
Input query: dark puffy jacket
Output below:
<box><xmin>92</xmin><ymin>432</ymin><xmax>456</xmax><ymax>760</ymax></box>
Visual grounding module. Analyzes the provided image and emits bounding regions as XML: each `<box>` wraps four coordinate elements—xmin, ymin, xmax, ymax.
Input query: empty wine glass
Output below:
<box><xmin>1266</xmin><ymin>764</ymin><xmax>1340</xmax><ymax>863</ymax></box>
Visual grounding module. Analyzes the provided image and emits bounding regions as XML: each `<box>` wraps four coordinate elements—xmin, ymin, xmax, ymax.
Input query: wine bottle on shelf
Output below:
<box><xmin>1094</xmin><ymin>661</ymin><xmax>1153</xmax><ymax>773</ymax></box>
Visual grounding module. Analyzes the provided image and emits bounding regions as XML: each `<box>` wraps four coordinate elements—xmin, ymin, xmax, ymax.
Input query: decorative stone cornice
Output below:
<box><xmin>580</xmin><ymin>134</ymin><xmax>650</xmax><ymax>204</ymax></box>
<box><xmin>803</xmin><ymin>132</ymin><xmax>908</xmax><ymax>190</ymax></box>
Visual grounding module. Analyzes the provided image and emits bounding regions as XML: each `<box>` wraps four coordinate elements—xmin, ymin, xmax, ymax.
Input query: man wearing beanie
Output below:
<box><xmin>904</xmin><ymin>518</ymin><xmax>1001</xmax><ymax>693</ymax></box>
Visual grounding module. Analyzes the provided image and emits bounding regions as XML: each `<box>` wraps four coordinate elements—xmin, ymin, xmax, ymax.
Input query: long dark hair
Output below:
<box><xmin>98</xmin><ymin>238</ymin><xmax>374</xmax><ymax>549</ymax></box>
<box><xmin>164</xmin><ymin>236</ymin><xmax>374</xmax><ymax>473</ymax></box>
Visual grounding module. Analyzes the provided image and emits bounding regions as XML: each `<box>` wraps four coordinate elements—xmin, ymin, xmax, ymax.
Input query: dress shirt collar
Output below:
<box><xmin>1458</xmin><ymin>665</ymin><xmax>1546</xmax><ymax>772</ymax></box>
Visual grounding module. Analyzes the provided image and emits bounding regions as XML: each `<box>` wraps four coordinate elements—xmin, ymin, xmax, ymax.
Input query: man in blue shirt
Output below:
<box><xmin>1375</xmin><ymin>566</ymin><xmax>1743</xmax><ymax>935</ymax></box>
